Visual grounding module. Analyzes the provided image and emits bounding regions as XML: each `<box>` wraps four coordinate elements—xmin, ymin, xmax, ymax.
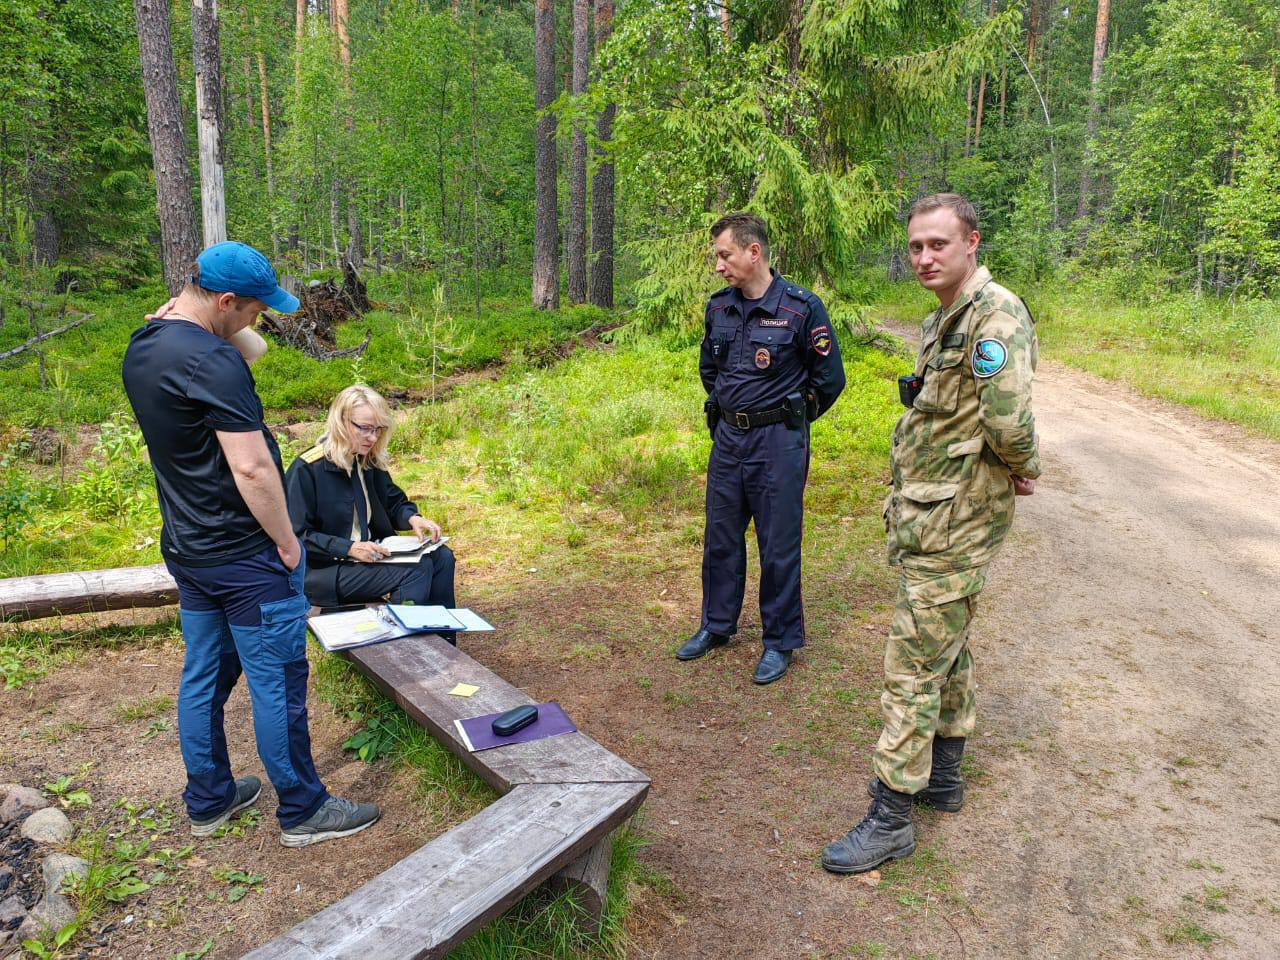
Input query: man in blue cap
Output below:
<box><xmin>123</xmin><ymin>241</ymin><xmax>380</xmax><ymax>847</ymax></box>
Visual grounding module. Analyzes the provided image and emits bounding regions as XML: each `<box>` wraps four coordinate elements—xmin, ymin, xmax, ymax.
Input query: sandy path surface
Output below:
<box><xmin>936</xmin><ymin>356</ymin><xmax>1280</xmax><ymax>958</ymax></box>
<box><xmin>615</xmin><ymin>342</ymin><xmax>1280</xmax><ymax>960</ymax></box>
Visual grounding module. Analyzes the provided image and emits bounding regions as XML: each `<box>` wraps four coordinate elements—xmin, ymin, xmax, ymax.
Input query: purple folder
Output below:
<box><xmin>454</xmin><ymin>702</ymin><xmax>577</xmax><ymax>752</ymax></box>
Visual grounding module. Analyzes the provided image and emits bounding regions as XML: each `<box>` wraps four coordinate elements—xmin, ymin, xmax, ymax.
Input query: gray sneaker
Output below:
<box><xmin>280</xmin><ymin>796</ymin><xmax>380</xmax><ymax>848</ymax></box>
<box><xmin>190</xmin><ymin>776</ymin><xmax>262</xmax><ymax>837</ymax></box>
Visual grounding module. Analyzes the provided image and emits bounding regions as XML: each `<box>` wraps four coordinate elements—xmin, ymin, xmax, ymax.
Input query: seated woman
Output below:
<box><xmin>285</xmin><ymin>385</ymin><xmax>456</xmax><ymax>636</ymax></box>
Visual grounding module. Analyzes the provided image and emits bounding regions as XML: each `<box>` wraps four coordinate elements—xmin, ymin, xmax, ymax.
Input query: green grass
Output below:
<box><xmin>113</xmin><ymin>695</ymin><xmax>173</xmax><ymax>722</ymax></box>
<box><xmin>0</xmin><ymin>272</ymin><xmax>598</xmax><ymax>428</ymax></box>
<box><xmin>5</xmin><ymin>302</ymin><xmax>913</xmax><ymax>956</ymax></box>
<box><xmin>1032</xmin><ymin>290</ymin><xmax>1280</xmax><ymax>438</ymax></box>
<box><xmin>870</xmin><ymin>276</ymin><xmax>1280</xmax><ymax>439</ymax></box>
<box><xmin>1163</xmin><ymin>920</ymin><xmax>1222</xmax><ymax>946</ymax></box>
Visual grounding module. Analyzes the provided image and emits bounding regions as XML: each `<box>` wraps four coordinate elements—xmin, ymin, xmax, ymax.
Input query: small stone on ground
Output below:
<box><xmin>20</xmin><ymin>808</ymin><xmax>72</xmax><ymax>844</ymax></box>
<box><xmin>0</xmin><ymin>786</ymin><xmax>49</xmax><ymax>823</ymax></box>
<box><xmin>18</xmin><ymin>891</ymin><xmax>76</xmax><ymax>941</ymax></box>
<box><xmin>42</xmin><ymin>854</ymin><xmax>89</xmax><ymax>891</ymax></box>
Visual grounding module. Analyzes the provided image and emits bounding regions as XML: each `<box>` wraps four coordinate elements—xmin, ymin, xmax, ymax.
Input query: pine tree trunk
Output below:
<box><xmin>1026</xmin><ymin>0</ymin><xmax>1039</xmax><ymax>68</ymax></box>
<box><xmin>289</xmin><ymin>0</ymin><xmax>305</xmax><ymax>254</ymax></box>
<box><xmin>134</xmin><ymin>0</ymin><xmax>199</xmax><ymax>294</ymax></box>
<box><xmin>469</xmin><ymin>0</ymin><xmax>482</xmax><ymax>317</ymax></box>
<box><xmin>720</xmin><ymin>0</ymin><xmax>730</xmax><ymax>39</ymax></box>
<box><xmin>567</xmin><ymin>0</ymin><xmax>588</xmax><ymax>304</ymax></box>
<box><xmin>333</xmin><ymin>0</ymin><xmax>363</xmax><ymax>267</ymax></box>
<box><xmin>192</xmin><ymin>0</ymin><xmax>227</xmax><ymax>246</ymax></box>
<box><xmin>1076</xmin><ymin>0</ymin><xmax>1111</xmax><ymax>222</ymax></box>
<box><xmin>532</xmin><ymin>0</ymin><xmax>559</xmax><ymax>310</ymax></box>
<box><xmin>589</xmin><ymin>0</ymin><xmax>615</xmax><ymax>309</ymax></box>
<box><xmin>972</xmin><ymin>0</ymin><xmax>996</xmax><ymax>154</ymax></box>
<box><xmin>963</xmin><ymin>77</ymin><xmax>974</xmax><ymax>157</ymax></box>
<box><xmin>999</xmin><ymin>66</ymin><xmax>1007</xmax><ymax>130</ymax></box>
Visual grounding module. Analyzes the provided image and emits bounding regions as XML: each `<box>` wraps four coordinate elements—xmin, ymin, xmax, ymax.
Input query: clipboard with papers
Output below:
<box><xmin>307</xmin><ymin>603</ymin><xmax>494</xmax><ymax>652</ymax></box>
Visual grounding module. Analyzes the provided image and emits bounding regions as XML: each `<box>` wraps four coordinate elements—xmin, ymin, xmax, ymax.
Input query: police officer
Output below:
<box><xmin>822</xmin><ymin>194</ymin><xmax>1041</xmax><ymax>873</ymax></box>
<box><xmin>676</xmin><ymin>213</ymin><xmax>845</xmax><ymax>685</ymax></box>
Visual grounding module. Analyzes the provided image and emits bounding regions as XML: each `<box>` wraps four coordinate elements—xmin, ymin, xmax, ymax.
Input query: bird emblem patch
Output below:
<box><xmin>971</xmin><ymin>339</ymin><xmax>1007</xmax><ymax>378</ymax></box>
<box><xmin>755</xmin><ymin>347</ymin><xmax>772</xmax><ymax>369</ymax></box>
<box><xmin>810</xmin><ymin>324</ymin><xmax>832</xmax><ymax>357</ymax></box>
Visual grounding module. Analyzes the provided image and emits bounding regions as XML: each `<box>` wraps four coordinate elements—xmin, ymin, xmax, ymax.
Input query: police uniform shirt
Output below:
<box><xmin>699</xmin><ymin>269</ymin><xmax>846</xmax><ymax>419</ymax></box>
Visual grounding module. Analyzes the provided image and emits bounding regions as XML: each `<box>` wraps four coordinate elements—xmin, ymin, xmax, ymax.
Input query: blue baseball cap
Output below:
<box><xmin>194</xmin><ymin>241</ymin><xmax>300</xmax><ymax>313</ymax></box>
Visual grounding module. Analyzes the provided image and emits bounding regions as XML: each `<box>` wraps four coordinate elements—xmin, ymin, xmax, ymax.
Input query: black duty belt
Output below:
<box><xmin>722</xmin><ymin>405</ymin><xmax>788</xmax><ymax>429</ymax></box>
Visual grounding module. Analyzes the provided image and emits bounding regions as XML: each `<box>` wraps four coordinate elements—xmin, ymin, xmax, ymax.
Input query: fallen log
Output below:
<box><xmin>0</xmin><ymin>314</ymin><xmax>90</xmax><ymax>363</ymax></box>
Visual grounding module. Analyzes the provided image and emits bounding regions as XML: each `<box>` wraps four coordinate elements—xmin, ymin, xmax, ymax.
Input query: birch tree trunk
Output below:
<box><xmin>255</xmin><ymin>17</ymin><xmax>278</xmax><ymax>257</ymax></box>
<box><xmin>192</xmin><ymin>0</ymin><xmax>227</xmax><ymax>246</ymax></box>
<box><xmin>532</xmin><ymin>0</ymin><xmax>559</xmax><ymax>310</ymax></box>
<box><xmin>134</xmin><ymin>0</ymin><xmax>199</xmax><ymax>294</ymax></box>
<box><xmin>589</xmin><ymin>0</ymin><xmax>615</xmax><ymax>309</ymax></box>
<box><xmin>567</xmin><ymin>0</ymin><xmax>588</xmax><ymax>304</ymax></box>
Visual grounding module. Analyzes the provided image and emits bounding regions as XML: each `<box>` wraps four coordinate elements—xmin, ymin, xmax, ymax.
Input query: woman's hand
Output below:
<box><xmin>348</xmin><ymin>540</ymin><xmax>391</xmax><ymax>562</ymax></box>
<box><xmin>409</xmin><ymin>515</ymin><xmax>442</xmax><ymax>542</ymax></box>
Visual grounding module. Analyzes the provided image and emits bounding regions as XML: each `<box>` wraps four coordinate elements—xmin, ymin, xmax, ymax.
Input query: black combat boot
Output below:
<box><xmin>821</xmin><ymin>779</ymin><xmax>915</xmax><ymax>874</ymax></box>
<box><xmin>921</xmin><ymin>736</ymin><xmax>965</xmax><ymax>811</ymax></box>
<box><xmin>866</xmin><ymin>736</ymin><xmax>966</xmax><ymax>813</ymax></box>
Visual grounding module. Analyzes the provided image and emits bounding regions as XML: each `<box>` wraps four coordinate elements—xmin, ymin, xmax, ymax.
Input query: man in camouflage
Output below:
<box><xmin>822</xmin><ymin>193</ymin><xmax>1041</xmax><ymax>874</ymax></box>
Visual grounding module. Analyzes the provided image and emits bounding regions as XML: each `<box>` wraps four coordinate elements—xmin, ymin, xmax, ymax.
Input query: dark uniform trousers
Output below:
<box><xmin>702</xmin><ymin>420</ymin><xmax>810</xmax><ymax>651</ymax></box>
<box><xmin>697</xmin><ymin>270</ymin><xmax>845</xmax><ymax>654</ymax></box>
<box><xmin>306</xmin><ymin>546</ymin><xmax>456</xmax><ymax>609</ymax></box>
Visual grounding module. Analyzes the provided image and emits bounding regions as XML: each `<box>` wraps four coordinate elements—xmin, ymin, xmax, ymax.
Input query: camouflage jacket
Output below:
<box><xmin>886</xmin><ymin>266</ymin><xmax>1041</xmax><ymax>604</ymax></box>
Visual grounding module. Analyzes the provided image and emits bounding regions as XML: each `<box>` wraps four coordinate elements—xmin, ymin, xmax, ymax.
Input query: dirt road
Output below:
<box><xmin>937</xmin><ymin>358</ymin><xmax>1280</xmax><ymax>958</ymax></box>
<box><xmin>5</xmin><ymin>340</ymin><xmax>1277</xmax><ymax>959</ymax></box>
<box><xmin>613</xmin><ymin>350</ymin><xmax>1280</xmax><ymax>959</ymax></box>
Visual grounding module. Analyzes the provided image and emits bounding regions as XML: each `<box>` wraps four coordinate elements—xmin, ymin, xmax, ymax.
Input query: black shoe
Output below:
<box><xmin>866</xmin><ymin>736</ymin><xmax>966</xmax><ymax>812</ymax></box>
<box><xmin>675</xmin><ymin>628</ymin><xmax>731</xmax><ymax>661</ymax></box>
<box><xmin>752</xmin><ymin>649</ymin><xmax>792</xmax><ymax>685</ymax></box>
<box><xmin>190</xmin><ymin>776</ymin><xmax>262</xmax><ymax>837</ymax></box>
<box><xmin>822</xmin><ymin>780</ymin><xmax>916</xmax><ymax>874</ymax></box>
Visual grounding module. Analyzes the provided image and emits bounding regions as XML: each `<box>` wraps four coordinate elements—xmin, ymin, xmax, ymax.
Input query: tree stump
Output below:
<box><xmin>258</xmin><ymin>259</ymin><xmax>371</xmax><ymax>360</ymax></box>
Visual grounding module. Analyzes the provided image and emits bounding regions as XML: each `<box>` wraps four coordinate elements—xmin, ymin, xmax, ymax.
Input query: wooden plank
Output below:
<box><xmin>546</xmin><ymin>831</ymin><xmax>614</xmax><ymax>931</ymax></box>
<box><xmin>243</xmin><ymin>780</ymin><xmax>647</xmax><ymax>960</ymax></box>
<box><xmin>0</xmin><ymin>565</ymin><xmax>177</xmax><ymax>622</ymax></box>
<box><xmin>346</xmin><ymin>634</ymin><xmax>648</xmax><ymax>792</ymax></box>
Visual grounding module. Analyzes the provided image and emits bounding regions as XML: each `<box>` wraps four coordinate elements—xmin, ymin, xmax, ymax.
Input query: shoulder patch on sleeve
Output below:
<box><xmin>971</xmin><ymin>339</ymin><xmax>1008</xmax><ymax>378</ymax></box>
<box><xmin>810</xmin><ymin>325</ymin><xmax>832</xmax><ymax>356</ymax></box>
<box><xmin>299</xmin><ymin>445</ymin><xmax>324</xmax><ymax>463</ymax></box>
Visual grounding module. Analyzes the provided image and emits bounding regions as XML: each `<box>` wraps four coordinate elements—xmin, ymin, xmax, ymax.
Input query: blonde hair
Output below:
<box><xmin>319</xmin><ymin>384</ymin><xmax>394</xmax><ymax>472</ymax></box>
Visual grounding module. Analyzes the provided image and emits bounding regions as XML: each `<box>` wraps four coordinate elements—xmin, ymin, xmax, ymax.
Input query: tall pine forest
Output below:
<box><xmin>3</xmin><ymin>0</ymin><xmax>1280</xmax><ymax>332</ymax></box>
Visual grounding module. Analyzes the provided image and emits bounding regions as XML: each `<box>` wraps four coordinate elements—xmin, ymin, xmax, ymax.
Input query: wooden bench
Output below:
<box><xmin>0</xmin><ymin>567</ymin><xmax>650</xmax><ymax>958</ymax></box>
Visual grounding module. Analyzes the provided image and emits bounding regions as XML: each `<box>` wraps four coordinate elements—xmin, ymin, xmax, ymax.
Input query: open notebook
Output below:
<box><xmin>307</xmin><ymin>604</ymin><xmax>494</xmax><ymax>652</ymax></box>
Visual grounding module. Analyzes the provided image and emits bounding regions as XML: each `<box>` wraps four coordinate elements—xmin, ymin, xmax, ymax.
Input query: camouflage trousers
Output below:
<box><xmin>872</xmin><ymin>567</ymin><xmax>986</xmax><ymax>795</ymax></box>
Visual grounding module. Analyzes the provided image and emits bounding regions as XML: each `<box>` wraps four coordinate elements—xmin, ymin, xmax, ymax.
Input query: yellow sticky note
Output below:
<box><xmin>355</xmin><ymin>622</ymin><xmax>381</xmax><ymax>633</ymax></box>
<box><xmin>448</xmin><ymin>683</ymin><xmax>479</xmax><ymax>698</ymax></box>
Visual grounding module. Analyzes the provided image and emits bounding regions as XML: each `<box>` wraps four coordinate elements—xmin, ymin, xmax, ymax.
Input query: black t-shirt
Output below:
<box><xmin>122</xmin><ymin>318</ymin><xmax>283</xmax><ymax>566</ymax></box>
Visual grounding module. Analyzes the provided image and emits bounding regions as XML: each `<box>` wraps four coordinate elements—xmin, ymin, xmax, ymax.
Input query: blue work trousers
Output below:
<box><xmin>165</xmin><ymin>547</ymin><xmax>329</xmax><ymax>828</ymax></box>
<box><xmin>700</xmin><ymin>420</ymin><xmax>809</xmax><ymax>651</ymax></box>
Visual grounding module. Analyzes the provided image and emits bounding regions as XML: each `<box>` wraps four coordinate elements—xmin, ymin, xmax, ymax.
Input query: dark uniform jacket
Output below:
<box><xmin>699</xmin><ymin>269</ymin><xmax>845</xmax><ymax>418</ymax></box>
<box><xmin>284</xmin><ymin>446</ymin><xmax>421</xmax><ymax>572</ymax></box>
